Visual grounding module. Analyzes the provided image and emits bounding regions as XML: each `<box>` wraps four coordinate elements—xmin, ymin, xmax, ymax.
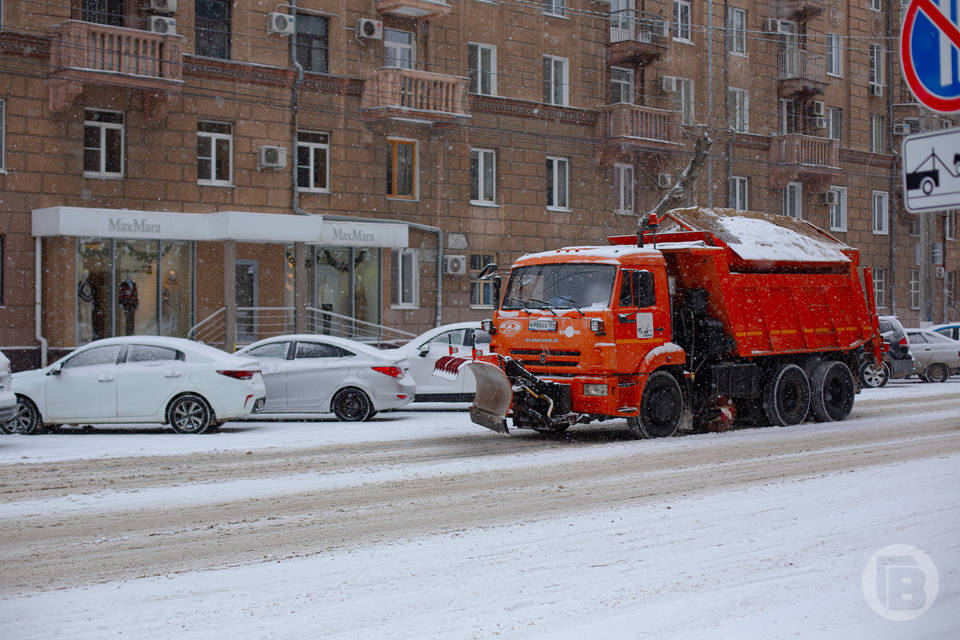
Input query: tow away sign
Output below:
<box><xmin>902</xmin><ymin>127</ymin><xmax>960</xmax><ymax>212</ymax></box>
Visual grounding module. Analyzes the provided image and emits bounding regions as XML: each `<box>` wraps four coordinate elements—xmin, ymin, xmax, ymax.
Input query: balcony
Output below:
<box><xmin>361</xmin><ymin>68</ymin><xmax>470</xmax><ymax>124</ymax></box>
<box><xmin>47</xmin><ymin>21</ymin><xmax>184</xmax><ymax>121</ymax></box>
<box><xmin>778</xmin><ymin>48</ymin><xmax>827</xmax><ymax>96</ymax></box>
<box><xmin>607</xmin><ymin>10</ymin><xmax>669</xmax><ymax>66</ymax></box>
<box><xmin>596</xmin><ymin>104</ymin><xmax>683</xmax><ymax>165</ymax></box>
<box><xmin>376</xmin><ymin>0</ymin><xmax>451</xmax><ymax>19</ymax></box>
<box><xmin>782</xmin><ymin>0</ymin><xmax>826</xmax><ymax>21</ymax></box>
<box><xmin>769</xmin><ymin>133</ymin><xmax>840</xmax><ymax>188</ymax></box>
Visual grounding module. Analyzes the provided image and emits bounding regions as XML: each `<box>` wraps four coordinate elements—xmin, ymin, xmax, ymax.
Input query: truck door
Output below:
<box><xmin>614</xmin><ymin>269</ymin><xmax>664</xmax><ymax>366</ymax></box>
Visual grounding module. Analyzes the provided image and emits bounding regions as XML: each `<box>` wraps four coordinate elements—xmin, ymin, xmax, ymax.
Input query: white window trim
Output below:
<box><xmin>728</xmin><ymin>87</ymin><xmax>749</xmax><ymax>132</ymax></box>
<box><xmin>614</xmin><ymin>163</ymin><xmax>634</xmax><ymax>215</ymax></box>
<box><xmin>869</xmin><ymin>0</ymin><xmax>881</xmax><ymax>11</ymax></box>
<box><xmin>84</xmin><ymin>109</ymin><xmax>125</xmax><ymax>179</ymax></box>
<box><xmin>827</xmin><ymin>106</ymin><xmax>842</xmax><ymax>143</ymax></box>
<box><xmin>610</xmin><ymin>66</ymin><xmax>634</xmax><ymax>104</ymax></box>
<box><xmin>872</xmin><ymin>190</ymin><xmax>889</xmax><ymax>235</ymax></box>
<box><xmin>0</xmin><ymin>99</ymin><xmax>6</xmax><ymax>174</ymax></box>
<box><xmin>946</xmin><ymin>210</ymin><xmax>956</xmax><ymax>241</ymax></box>
<box><xmin>909</xmin><ymin>269</ymin><xmax>920</xmax><ymax>309</ymax></box>
<box><xmin>470</xmin><ymin>253</ymin><xmax>496</xmax><ymax>308</ymax></box>
<box><xmin>197</xmin><ymin>121</ymin><xmax>233</xmax><ymax>187</ymax></box>
<box><xmin>729</xmin><ymin>176</ymin><xmax>748</xmax><ymax>211</ymax></box>
<box><xmin>546</xmin><ymin>156</ymin><xmax>570</xmax><ymax>211</ymax></box>
<box><xmin>874</xmin><ymin>268</ymin><xmax>886</xmax><ymax>309</ymax></box>
<box><xmin>826</xmin><ymin>33</ymin><xmax>843</xmax><ymax>78</ymax></box>
<box><xmin>870</xmin><ymin>115</ymin><xmax>885</xmax><ymax>153</ymax></box>
<box><xmin>677</xmin><ymin>78</ymin><xmax>694</xmax><ymax>125</ymax></box>
<box><xmin>829</xmin><ymin>186</ymin><xmax>848</xmax><ymax>232</ymax></box>
<box><xmin>783</xmin><ymin>181</ymin><xmax>802</xmax><ymax>219</ymax></box>
<box><xmin>386</xmin><ymin>137</ymin><xmax>418</xmax><ymax>201</ymax></box>
<box><xmin>543</xmin><ymin>55</ymin><xmax>570</xmax><ymax>106</ymax></box>
<box><xmin>869</xmin><ymin>44</ymin><xmax>885</xmax><ymax>89</ymax></box>
<box><xmin>468</xmin><ymin>42</ymin><xmax>498</xmax><ymax>97</ymax></box>
<box><xmin>384</xmin><ymin>28</ymin><xmax>415</xmax><ymax>69</ymax></box>
<box><xmin>392</xmin><ymin>248</ymin><xmax>420</xmax><ymax>309</ymax></box>
<box><xmin>296</xmin><ymin>132</ymin><xmax>330</xmax><ymax>194</ymax></box>
<box><xmin>728</xmin><ymin>7</ymin><xmax>746</xmax><ymax>57</ymax></box>
<box><xmin>674</xmin><ymin>0</ymin><xmax>692</xmax><ymax>43</ymax></box>
<box><xmin>470</xmin><ymin>147</ymin><xmax>497</xmax><ymax>206</ymax></box>
<box><xmin>543</xmin><ymin>0</ymin><xmax>568</xmax><ymax>18</ymax></box>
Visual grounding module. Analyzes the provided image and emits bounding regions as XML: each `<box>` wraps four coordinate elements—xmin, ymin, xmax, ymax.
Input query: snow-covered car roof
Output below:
<box><xmin>238</xmin><ymin>334</ymin><xmax>406</xmax><ymax>360</ymax></box>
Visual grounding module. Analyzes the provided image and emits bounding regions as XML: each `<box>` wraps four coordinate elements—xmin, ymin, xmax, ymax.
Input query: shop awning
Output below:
<box><xmin>31</xmin><ymin>207</ymin><xmax>409</xmax><ymax>248</ymax></box>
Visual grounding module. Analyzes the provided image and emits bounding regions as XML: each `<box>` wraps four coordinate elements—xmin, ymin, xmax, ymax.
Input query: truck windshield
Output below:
<box><xmin>501</xmin><ymin>263</ymin><xmax>616</xmax><ymax>311</ymax></box>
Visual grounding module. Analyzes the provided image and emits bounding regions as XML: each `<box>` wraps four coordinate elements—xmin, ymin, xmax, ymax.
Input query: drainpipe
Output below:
<box><xmin>706</xmin><ymin>0</ymin><xmax>713</xmax><ymax>207</ymax></box>
<box><xmin>723</xmin><ymin>0</ymin><xmax>731</xmax><ymax>202</ymax></box>
<box><xmin>886</xmin><ymin>0</ymin><xmax>897</xmax><ymax>315</ymax></box>
<box><xmin>35</xmin><ymin>237</ymin><xmax>48</xmax><ymax>367</ymax></box>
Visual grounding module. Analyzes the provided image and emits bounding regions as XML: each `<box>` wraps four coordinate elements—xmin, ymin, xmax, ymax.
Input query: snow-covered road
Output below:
<box><xmin>1</xmin><ymin>379</ymin><xmax>958</xmax><ymax>639</ymax></box>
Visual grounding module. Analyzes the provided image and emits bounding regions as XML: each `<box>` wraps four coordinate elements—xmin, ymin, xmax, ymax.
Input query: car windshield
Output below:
<box><xmin>501</xmin><ymin>263</ymin><xmax>616</xmax><ymax>310</ymax></box>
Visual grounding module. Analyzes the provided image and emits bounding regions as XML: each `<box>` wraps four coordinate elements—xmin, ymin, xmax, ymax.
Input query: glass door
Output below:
<box><xmin>236</xmin><ymin>260</ymin><xmax>258</xmax><ymax>342</ymax></box>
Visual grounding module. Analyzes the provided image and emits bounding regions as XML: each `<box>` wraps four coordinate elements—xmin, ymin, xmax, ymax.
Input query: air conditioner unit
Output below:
<box><xmin>357</xmin><ymin>18</ymin><xmax>383</xmax><ymax>40</ymax></box>
<box><xmin>149</xmin><ymin>16</ymin><xmax>176</xmax><ymax>35</ymax></box>
<box><xmin>149</xmin><ymin>0</ymin><xmax>176</xmax><ymax>14</ymax></box>
<box><xmin>869</xmin><ymin>83</ymin><xmax>883</xmax><ymax>97</ymax></box>
<box><xmin>443</xmin><ymin>255</ymin><xmax>468</xmax><ymax>276</ymax></box>
<box><xmin>656</xmin><ymin>173</ymin><xmax>672</xmax><ymax>188</ymax></box>
<box><xmin>813</xmin><ymin>116</ymin><xmax>827</xmax><ymax>129</ymax></box>
<box><xmin>257</xmin><ymin>145</ymin><xmax>287</xmax><ymax>170</ymax></box>
<box><xmin>267</xmin><ymin>12</ymin><xmax>295</xmax><ymax>36</ymax></box>
<box><xmin>812</xmin><ymin>100</ymin><xmax>825</xmax><ymax>116</ymax></box>
<box><xmin>822</xmin><ymin>191</ymin><xmax>838</xmax><ymax>205</ymax></box>
<box><xmin>893</xmin><ymin>122</ymin><xmax>908</xmax><ymax>136</ymax></box>
<box><xmin>904</xmin><ymin>118</ymin><xmax>921</xmax><ymax>133</ymax></box>
<box><xmin>659</xmin><ymin>75</ymin><xmax>678</xmax><ymax>93</ymax></box>
<box><xmin>762</xmin><ymin>18</ymin><xmax>783</xmax><ymax>34</ymax></box>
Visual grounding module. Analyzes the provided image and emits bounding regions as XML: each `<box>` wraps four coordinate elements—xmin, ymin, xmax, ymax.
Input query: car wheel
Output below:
<box><xmin>924</xmin><ymin>363</ymin><xmax>950</xmax><ymax>383</ymax></box>
<box><xmin>167</xmin><ymin>394</ymin><xmax>214</xmax><ymax>434</ymax></box>
<box><xmin>860</xmin><ymin>362</ymin><xmax>889</xmax><ymax>388</ymax></box>
<box><xmin>627</xmin><ymin>370</ymin><xmax>683</xmax><ymax>438</ymax></box>
<box><xmin>762</xmin><ymin>363</ymin><xmax>810</xmax><ymax>427</ymax></box>
<box><xmin>332</xmin><ymin>388</ymin><xmax>373</xmax><ymax>422</ymax></box>
<box><xmin>809</xmin><ymin>361</ymin><xmax>855</xmax><ymax>422</ymax></box>
<box><xmin>2</xmin><ymin>396</ymin><xmax>43</xmax><ymax>435</ymax></box>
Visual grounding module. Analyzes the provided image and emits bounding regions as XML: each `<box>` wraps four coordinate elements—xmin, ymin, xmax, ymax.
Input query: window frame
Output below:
<box><xmin>869</xmin><ymin>0</ymin><xmax>881</xmax><ymax>11</ymax></box>
<box><xmin>542</xmin><ymin>0</ymin><xmax>567</xmax><ymax>18</ymax></box>
<box><xmin>614</xmin><ymin>163</ymin><xmax>634</xmax><ymax>215</ymax></box>
<box><xmin>470</xmin><ymin>253</ymin><xmax>496</xmax><ymax>308</ymax></box>
<box><xmin>869</xmin><ymin>43</ymin><xmax>884</xmax><ymax>90</ymax></box>
<box><xmin>386</xmin><ymin>138</ymin><xmax>418</xmax><ymax>200</ymax></box>
<box><xmin>295</xmin><ymin>12</ymin><xmax>329</xmax><ymax>74</ymax></box>
<box><xmin>729</xmin><ymin>176</ymin><xmax>748</xmax><ymax>211</ymax></box>
<box><xmin>909</xmin><ymin>269</ymin><xmax>920</xmax><ymax>309</ymax></box>
<box><xmin>870</xmin><ymin>114</ymin><xmax>885</xmax><ymax>153</ymax></box>
<box><xmin>610</xmin><ymin>66</ymin><xmax>634</xmax><ymax>104</ymax></box>
<box><xmin>727</xmin><ymin>87</ymin><xmax>749</xmax><ymax>132</ymax></box>
<box><xmin>0</xmin><ymin>99</ymin><xmax>5</xmax><ymax>174</ymax></box>
<box><xmin>470</xmin><ymin>148</ymin><xmax>497</xmax><ymax>205</ymax></box>
<box><xmin>783</xmin><ymin>181</ymin><xmax>802</xmax><ymax>219</ymax></box>
<box><xmin>676</xmin><ymin>77</ymin><xmax>694</xmax><ymax>125</ymax></box>
<box><xmin>872</xmin><ymin>190</ymin><xmax>889</xmax><ymax>235</ymax></box>
<box><xmin>391</xmin><ymin>248</ymin><xmax>419</xmax><ymax>309</ymax></box>
<box><xmin>826</xmin><ymin>33</ymin><xmax>843</xmax><ymax>77</ymax></box>
<box><xmin>728</xmin><ymin>7</ymin><xmax>746</xmax><ymax>56</ymax></box>
<box><xmin>296</xmin><ymin>131</ymin><xmax>331</xmax><ymax>193</ymax></box>
<box><xmin>384</xmin><ymin>28</ymin><xmax>415</xmax><ymax>69</ymax></box>
<box><xmin>197</xmin><ymin>121</ymin><xmax>233</xmax><ymax>187</ymax></box>
<box><xmin>944</xmin><ymin>210</ymin><xmax>956</xmax><ymax>241</ymax></box>
<box><xmin>826</xmin><ymin>106</ymin><xmax>842</xmax><ymax>143</ymax></box>
<box><xmin>829</xmin><ymin>186</ymin><xmax>848</xmax><ymax>232</ymax></box>
<box><xmin>674</xmin><ymin>0</ymin><xmax>692</xmax><ymax>43</ymax></box>
<box><xmin>873</xmin><ymin>268</ymin><xmax>886</xmax><ymax>309</ymax></box>
<box><xmin>546</xmin><ymin>156</ymin><xmax>570</xmax><ymax>211</ymax></box>
<box><xmin>543</xmin><ymin>55</ymin><xmax>570</xmax><ymax>106</ymax></box>
<box><xmin>0</xmin><ymin>234</ymin><xmax>4</xmax><ymax>307</ymax></box>
<box><xmin>468</xmin><ymin>42</ymin><xmax>497</xmax><ymax>96</ymax></box>
<box><xmin>195</xmin><ymin>0</ymin><xmax>232</xmax><ymax>60</ymax></box>
<box><xmin>83</xmin><ymin>109</ymin><xmax>125</xmax><ymax>179</ymax></box>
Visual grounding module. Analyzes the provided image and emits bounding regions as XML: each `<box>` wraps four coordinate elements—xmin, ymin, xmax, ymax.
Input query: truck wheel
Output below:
<box><xmin>627</xmin><ymin>371</ymin><xmax>683</xmax><ymax>438</ymax></box>
<box><xmin>809</xmin><ymin>361</ymin><xmax>855</xmax><ymax>422</ymax></box>
<box><xmin>859</xmin><ymin>362</ymin><xmax>888</xmax><ymax>388</ymax></box>
<box><xmin>762</xmin><ymin>364</ymin><xmax>810</xmax><ymax>427</ymax></box>
<box><xmin>924</xmin><ymin>363</ymin><xmax>950</xmax><ymax>383</ymax></box>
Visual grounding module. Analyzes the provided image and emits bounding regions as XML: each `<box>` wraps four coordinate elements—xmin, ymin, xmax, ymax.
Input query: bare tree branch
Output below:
<box><xmin>647</xmin><ymin>128</ymin><xmax>713</xmax><ymax>222</ymax></box>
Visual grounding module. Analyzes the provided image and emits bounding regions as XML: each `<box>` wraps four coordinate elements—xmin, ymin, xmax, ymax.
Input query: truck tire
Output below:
<box><xmin>809</xmin><ymin>361</ymin><xmax>855</xmax><ymax>422</ymax></box>
<box><xmin>762</xmin><ymin>363</ymin><xmax>810</xmax><ymax>427</ymax></box>
<box><xmin>627</xmin><ymin>371</ymin><xmax>683</xmax><ymax>438</ymax></box>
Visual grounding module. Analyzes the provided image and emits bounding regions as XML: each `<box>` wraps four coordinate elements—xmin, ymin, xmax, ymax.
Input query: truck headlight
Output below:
<box><xmin>583</xmin><ymin>383</ymin><xmax>608</xmax><ymax>396</ymax></box>
<box><xmin>589</xmin><ymin>319</ymin><xmax>605</xmax><ymax>336</ymax></box>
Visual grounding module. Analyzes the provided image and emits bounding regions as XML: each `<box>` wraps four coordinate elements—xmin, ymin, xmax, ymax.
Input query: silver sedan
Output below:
<box><xmin>905</xmin><ymin>329</ymin><xmax>960</xmax><ymax>383</ymax></box>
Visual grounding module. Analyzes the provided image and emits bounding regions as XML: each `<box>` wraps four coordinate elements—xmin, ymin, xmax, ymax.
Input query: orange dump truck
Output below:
<box><xmin>454</xmin><ymin>208</ymin><xmax>882</xmax><ymax>436</ymax></box>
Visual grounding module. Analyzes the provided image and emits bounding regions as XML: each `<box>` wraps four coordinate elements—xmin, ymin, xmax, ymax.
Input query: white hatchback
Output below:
<box><xmin>3</xmin><ymin>337</ymin><xmax>265</xmax><ymax>435</ymax></box>
<box><xmin>236</xmin><ymin>334</ymin><xmax>414</xmax><ymax>421</ymax></box>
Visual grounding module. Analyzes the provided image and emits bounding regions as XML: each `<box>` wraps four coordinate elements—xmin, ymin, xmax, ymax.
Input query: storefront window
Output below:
<box><xmin>311</xmin><ymin>247</ymin><xmax>380</xmax><ymax>335</ymax></box>
<box><xmin>78</xmin><ymin>238</ymin><xmax>113</xmax><ymax>344</ymax></box>
<box><xmin>160</xmin><ymin>242</ymin><xmax>192</xmax><ymax>337</ymax></box>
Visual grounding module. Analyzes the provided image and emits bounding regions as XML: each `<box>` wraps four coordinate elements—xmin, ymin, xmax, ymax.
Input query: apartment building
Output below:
<box><xmin>0</xmin><ymin>0</ymin><xmax>957</xmax><ymax>369</ymax></box>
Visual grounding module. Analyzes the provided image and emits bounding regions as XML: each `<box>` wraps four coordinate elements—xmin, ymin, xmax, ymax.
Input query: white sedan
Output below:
<box><xmin>3</xmin><ymin>337</ymin><xmax>265</xmax><ymax>435</ymax></box>
<box><xmin>383</xmin><ymin>322</ymin><xmax>492</xmax><ymax>402</ymax></box>
<box><xmin>0</xmin><ymin>351</ymin><xmax>16</xmax><ymax>426</ymax></box>
<box><xmin>235</xmin><ymin>335</ymin><xmax>414</xmax><ymax>421</ymax></box>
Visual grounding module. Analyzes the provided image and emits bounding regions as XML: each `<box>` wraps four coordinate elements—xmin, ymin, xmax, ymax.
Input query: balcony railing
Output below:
<box><xmin>778</xmin><ymin>48</ymin><xmax>827</xmax><ymax>94</ymax></box>
<box><xmin>608</xmin><ymin>10</ymin><xmax>669</xmax><ymax>65</ymax></box>
<box><xmin>376</xmin><ymin>0</ymin><xmax>452</xmax><ymax>19</ymax></box>
<box><xmin>599</xmin><ymin>104</ymin><xmax>681</xmax><ymax>143</ymax></box>
<box><xmin>772</xmin><ymin>134</ymin><xmax>839</xmax><ymax>168</ymax></box>
<box><xmin>362</xmin><ymin>68</ymin><xmax>470</xmax><ymax>123</ymax></box>
<box><xmin>783</xmin><ymin>0</ymin><xmax>826</xmax><ymax>19</ymax></box>
<box><xmin>48</xmin><ymin>20</ymin><xmax>183</xmax><ymax>119</ymax></box>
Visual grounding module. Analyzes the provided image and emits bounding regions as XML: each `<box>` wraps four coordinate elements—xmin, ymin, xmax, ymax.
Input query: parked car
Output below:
<box><xmin>860</xmin><ymin>315</ymin><xmax>915</xmax><ymax>388</ymax></box>
<box><xmin>0</xmin><ymin>351</ymin><xmax>16</xmax><ymax>426</ymax></box>
<box><xmin>235</xmin><ymin>334</ymin><xmax>414</xmax><ymax>421</ymax></box>
<box><xmin>2</xmin><ymin>337</ymin><xmax>265</xmax><ymax>435</ymax></box>
<box><xmin>904</xmin><ymin>329</ymin><xmax>960</xmax><ymax>383</ymax></box>
<box><xmin>383</xmin><ymin>322</ymin><xmax>493</xmax><ymax>402</ymax></box>
<box><xmin>928</xmin><ymin>322</ymin><xmax>960</xmax><ymax>341</ymax></box>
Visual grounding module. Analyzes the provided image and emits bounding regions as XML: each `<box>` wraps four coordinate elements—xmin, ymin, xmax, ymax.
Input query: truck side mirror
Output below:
<box><xmin>636</xmin><ymin>270</ymin><xmax>656</xmax><ymax>307</ymax></box>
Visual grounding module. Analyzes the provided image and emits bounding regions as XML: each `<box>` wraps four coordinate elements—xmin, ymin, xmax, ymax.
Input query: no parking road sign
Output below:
<box><xmin>901</xmin><ymin>0</ymin><xmax>960</xmax><ymax>113</ymax></box>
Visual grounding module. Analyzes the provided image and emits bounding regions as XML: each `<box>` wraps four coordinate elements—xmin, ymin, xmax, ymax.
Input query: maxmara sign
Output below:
<box><xmin>31</xmin><ymin>208</ymin><xmax>409</xmax><ymax>248</ymax></box>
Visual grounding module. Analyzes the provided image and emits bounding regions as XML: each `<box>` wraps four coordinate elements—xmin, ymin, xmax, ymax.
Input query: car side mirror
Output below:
<box><xmin>48</xmin><ymin>364</ymin><xmax>62</xmax><ymax>376</ymax></box>
<box><xmin>418</xmin><ymin>345</ymin><xmax>430</xmax><ymax>357</ymax></box>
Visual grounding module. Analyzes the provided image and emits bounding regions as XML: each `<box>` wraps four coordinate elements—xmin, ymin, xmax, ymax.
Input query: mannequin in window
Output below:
<box><xmin>118</xmin><ymin>275</ymin><xmax>139</xmax><ymax>335</ymax></box>
<box><xmin>78</xmin><ymin>269</ymin><xmax>96</xmax><ymax>343</ymax></box>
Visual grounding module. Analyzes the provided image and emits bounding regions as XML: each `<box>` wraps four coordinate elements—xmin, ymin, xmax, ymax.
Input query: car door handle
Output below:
<box><xmin>98</xmin><ymin>374</ymin><xmax>115</xmax><ymax>382</ymax></box>
<box><xmin>164</xmin><ymin>371</ymin><xmax>182</xmax><ymax>378</ymax></box>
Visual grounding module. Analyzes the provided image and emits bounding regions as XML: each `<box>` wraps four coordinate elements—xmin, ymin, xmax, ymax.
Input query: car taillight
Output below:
<box><xmin>899</xmin><ymin>337</ymin><xmax>909</xmax><ymax>347</ymax></box>
<box><xmin>372</xmin><ymin>366</ymin><xmax>403</xmax><ymax>378</ymax></box>
<box><xmin>217</xmin><ymin>369</ymin><xmax>258</xmax><ymax>380</ymax></box>
<box><xmin>882</xmin><ymin>341</ymin><xmax>891</xmax><ymax>353</ymax></box>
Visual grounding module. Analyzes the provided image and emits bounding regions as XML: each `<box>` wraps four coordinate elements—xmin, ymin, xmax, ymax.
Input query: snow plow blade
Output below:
<box><xmin>465</xmin><ymin>361</ymin><xmax>512</xmax><ymax>434</ymax></box>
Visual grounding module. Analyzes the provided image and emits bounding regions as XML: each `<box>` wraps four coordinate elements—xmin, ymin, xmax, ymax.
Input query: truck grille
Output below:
<box><xmin>509</xmin><ymin>349</ymin><xmax>581</xmax><ymax>370</ymax></box>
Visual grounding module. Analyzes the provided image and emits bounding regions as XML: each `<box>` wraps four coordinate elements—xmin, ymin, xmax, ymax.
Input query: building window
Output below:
<box><xmin>873</xmin><ymin>191</ymin><xmax>889</xmax><ymax>235</ymax></box>
<box><xmin>945</xmin><ymin>210</ymin><xmax>956</xmax><ymax>240</ymax></box>
<box><xmin>783</xmin><ymin>181</ymin><xmax>802</xmax><ymax>219</ymax></box>
<box><xmin>197</xmin><ymin>121</ymin><xmax>232</xmax><ymax>186</ymax></box>
<box><xmin>873</xmin><ymin>268</ymin><xmax>886</xmax><ymax>308</ymax></box>
<box><xmin>543</xmin><ymin>55</ymin><xmax>569</xmax><ymax>106</ymax></box>
<box><xmin>470</xmin><ymin>253</ymin><xmax>495</xmax><ymax>307</ymax></box>
<box><xmin>870</xmin><ymin>0</ymin><xmax>881</xmax><ymax>10</ymax></box>
<box><xmin>674</xmin><ymin>0</ymin><xmax>692</xmax><ymax>42</ymax></box>
<box><xmin>614</xmin><ymin>163</ymin><xmax>634</xmax><ymax>214</ymax></box>
<box><xmin>297</xmin><ymin>132</ymin><xmax>330</xmax><ymax>193</ymax></box>
<box><xmin>546</xmin><ymin>156</ymin><xmax>569</xmax><ymax>210</ymax></box>
<box><xmin>829</xmin><ymin>186</ymin><xmax>847</xmax><ymax>232</ymax></box>
<box><xmin>870</xmin><ymin>115</ymin><xmax>885</xmax><ymax>153</ymax></box>
<box><xmin>0</xmin><ymin>235</ymin><xmax>4</xmax><ymax>307</ymax></box>
<box><xmin>910</xmin><ymin>216</ymin><xmax>920</xmax><ymax>237</ymax></box>
<box><xmin>780</xmin><ymin>98</ymin><xmax>798</xmax><ymax>134</ymax></box>
<box><xmin>296</xmin><ymin>13</ymin><xmax>328</xmax><ymax>73</ymax></box>
<box><xmin>947</xmin><ymin>271</ymin><xmax>957</xmax><ymax>308</ymax></box>
<box><xmin>610</xmin><ymin>67</ymin><xmax>634</xmax><ymax>104</ymax></box>
<box><xmin>542</xmin><ymin>0</ymin><xmax>566</xmax><ymax>18</ymax></box>
<box><xmin>909</xmin><ymin>270</ymin><xmax>920</xmax><ymax>309</ymax></box>
<box><xmin>391</xmin><ymin>248</ymin><xmax>418</xmax><ymax>308</ymax></box>
<box><xmin>727</xmin><ymin>88</ymin><xmax>749</xmax><ymax>132</ymax></box>
<box><xmin>826</xmin><ymin>33</ymin><xmax>842</xmax><ymax>76</ymax></box>
<box><xmin>385</xmin><ymin>29</ymin><xmax>415</xmax><ymax>69</ymax></box>
<box><xmin>468</xmin><ymin>43</ymin><xmax>497</xmax><ymax>96</ymax></box>
<box><xmin>470</xmin><ymin>148</ymin><xmax>496</xmax><ymax>204</ymax></box>
<box><xmin>83</xmin><ymin>109</ymin><xmax>124</xmax><ymax>178</ymax></box>
<box><xmin>82</xmin><ymin>0</ymin><xmax>123</xmax><ymax>26</ymax></box>
<box><xmin>195</xmin><ymin>0</ymin><xmax>231</xmax><ymax>59</ymax></box>
<box><xmin>676</xmin><ymin>78</ymin><xmax>694</xmax><ymax>125</ymax></box>
<box><xmin>869</xmin><ymin>44</ymin><xmax>884</xmax><ymax>92</ymax></box>
<box><xmin>387</xmin><ymin>139</ymin><xmax>417</xmax><ymax>199</ymax></box>
<box><xmin>827</xmin><ymin>107</ymin><xmax>843</xmax><ymax>143</ymax></box>
<box><xmin>729</xmin><ymin>176</ymin><xmax>748</xmax><ymax>211</ymax></box>
<box><xmin>728</xmin><ymin>7</ymin><xmax>746</xmax><ymax>55</ymax></box>
<box><xmin>0</xmin><ymin>99</ymin><xmax>6</xmax><ymax>173</ymax></box>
